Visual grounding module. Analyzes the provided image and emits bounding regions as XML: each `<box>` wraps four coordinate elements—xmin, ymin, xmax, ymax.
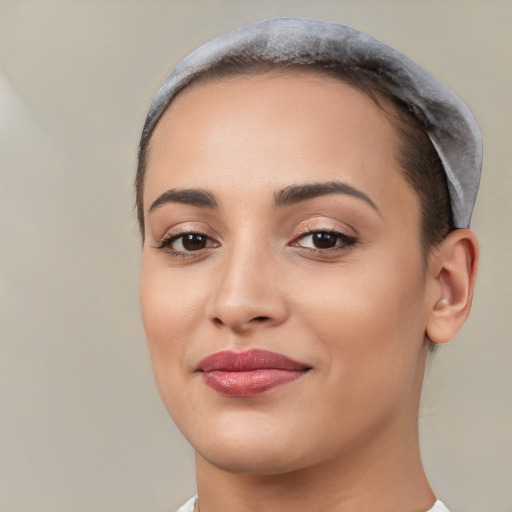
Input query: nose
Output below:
<box><xmin>208</xmin><ymin>243</ymin><xmax>289</xmax><ymax>334</ymax></box>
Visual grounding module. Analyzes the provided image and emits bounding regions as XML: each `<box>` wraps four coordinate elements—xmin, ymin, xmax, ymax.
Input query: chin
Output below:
<box><xmin>184</xmin><ymin>410</ymin><xmax>315</xmax><ymax>476</ymax></box>
<box><xmin>197</xmin><ymin>442</ymin><xmax>308</xmax><ymax>476</ymax></box>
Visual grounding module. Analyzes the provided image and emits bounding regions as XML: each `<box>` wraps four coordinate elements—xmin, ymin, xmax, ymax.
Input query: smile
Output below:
<box><xmin>196</xmin><ymin>349</ymin><xmax>311</xmax><ymax>397</ymax></box>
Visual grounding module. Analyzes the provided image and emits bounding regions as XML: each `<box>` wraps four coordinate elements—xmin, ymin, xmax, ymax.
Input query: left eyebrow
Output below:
<box><xmin>148</xmin><ymin>188</ymin><xmax>218</xmax><ymax>214</ymax></box>
<box><xmin>274</xmin><ymin>181</ymin><xmax>380</xmax><ymax>214</ymax></box>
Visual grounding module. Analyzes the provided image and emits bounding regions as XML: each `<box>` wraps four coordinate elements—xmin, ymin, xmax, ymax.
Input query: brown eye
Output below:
<box><xmin>295</xmin><ymin>231</ymin><xmax>357</xmax><ymax>251</ymax></box>
<box><xmin>181</xmin><ymin>234</ymin><xmax>208</xmax><ymax>251</ymax></box>
<box><xmin>158</xmin><ymin>232</ymin><xmax>218</xmax><ymax>254</ymax></box>
<box><xmin>310</xmin><ymin>232</ymin><xmax>338</xmax><ymax>249</ymax></box>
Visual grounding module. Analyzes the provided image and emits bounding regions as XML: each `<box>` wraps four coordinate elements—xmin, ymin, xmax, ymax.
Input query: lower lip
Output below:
<box><xmin>201</xmin><ymin>369</ymin><xmax>307</xmax><ymax>397</ymax></box>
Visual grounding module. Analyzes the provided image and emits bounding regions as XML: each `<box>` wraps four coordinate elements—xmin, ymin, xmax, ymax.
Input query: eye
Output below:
<box><xmin>157</xmin><ymin>232</ymin><xmax>219</xmax><ymax>254</ymax></box>
<box><xmin>294</xmin><ymin>230</ymin><xmax>357</xmax><ymax>251</ymax></box>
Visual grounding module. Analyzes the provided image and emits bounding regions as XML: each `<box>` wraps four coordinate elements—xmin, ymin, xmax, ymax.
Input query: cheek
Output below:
<box><xmin>295</xmin><ymin>250</ymin><xmax>428</xmax><ymax>387</ymax></box>
<box><xmin>300</xmin><ymin>265</ymin><xmax>427</xmax><ymax>445</ymax></box>
<box><xmin>139</xmin><ymin>257</ymin><xmax>206</xmax><ymax>396</ymax></box>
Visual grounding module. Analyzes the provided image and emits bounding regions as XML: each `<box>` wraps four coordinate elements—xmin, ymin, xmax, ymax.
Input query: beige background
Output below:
<box><xmin>1</xmin><ymin>1</ymin><xmax>510</xmax><ymax>511</ymax></box>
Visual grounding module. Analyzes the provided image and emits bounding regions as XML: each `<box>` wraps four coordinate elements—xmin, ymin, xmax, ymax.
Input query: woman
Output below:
<box><xmin>136</xmin><ymin>19</ymin><xmax>480</xmax><ymax>512</ymax></box>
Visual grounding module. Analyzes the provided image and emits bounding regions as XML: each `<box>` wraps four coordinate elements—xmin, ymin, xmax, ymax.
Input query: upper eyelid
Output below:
<box><xmin>150</xmin><ymin>227</ymin><xmax>212</xmax><ymax>253</ymax></box>
<box><xmin>292</xmin><ymin>230</ymin><xmax>357</xmax><ymax>244</ymax></box>
<box><xmin>157</xmin><ymin>230</ymin><xmax>215</xmax><ymax>245</ymax></box>
<box><xmin>293</xmin><ymin>218</ymin><xmax>357</xmax><ymax>237</ymax></box>
<box><xmin>154</xmin><ymin>232</ymin><xmax>220</xmax><ymax>256</ymax></box>
<box><xmin>152</xmin><ymin>216</ymin><xmax>358</xmax><ymax>243</ymax></box>
<box><xmin>154</xmin><ymin>221</ymin><xmax>219</xmax><ymax>241</ymax></box>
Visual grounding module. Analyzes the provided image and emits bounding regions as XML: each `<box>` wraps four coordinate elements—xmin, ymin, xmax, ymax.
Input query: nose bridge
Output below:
<box><xmin>209</xmin><ymin>233</ymin><xmax>287</xmax><ymax>332</ymax></box>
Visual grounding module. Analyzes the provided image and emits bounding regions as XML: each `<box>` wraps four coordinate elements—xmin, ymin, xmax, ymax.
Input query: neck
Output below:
<box><xmin>194</xmin><ymin>417</ymin><xmax>435</xmax><ymax>512</ymax></box>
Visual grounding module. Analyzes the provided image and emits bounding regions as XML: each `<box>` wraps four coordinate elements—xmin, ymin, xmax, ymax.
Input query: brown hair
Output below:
<box><xmin>135</xmin><ymin>56</ymin><xmax>453</xmax><ymax>253</ymax></box>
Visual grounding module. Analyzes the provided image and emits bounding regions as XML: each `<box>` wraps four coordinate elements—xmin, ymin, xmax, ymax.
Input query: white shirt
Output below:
<box><xmin>176</xmin><ymin>496</ymin><xmax>450</xmax><ymax>511</ymax></box>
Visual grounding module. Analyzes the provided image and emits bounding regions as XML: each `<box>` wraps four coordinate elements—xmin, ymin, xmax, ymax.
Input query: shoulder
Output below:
<box><xmin>427</xmin><ymin>500</ymin><xmax>450</xmax><ymax>512</ymax></box>
<box><xmin>174</xmin><ymin>497</ymin><xmax>448</xmax><ymax>512</ymax></box>
<box><xmin>175</xmin><ymin>496</ymin><xmax>196</xmax><ymax>512</ymax></box>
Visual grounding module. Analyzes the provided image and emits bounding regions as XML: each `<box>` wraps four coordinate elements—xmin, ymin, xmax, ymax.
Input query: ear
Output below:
<box><xmin>426</xmin><ymin>229</ymin><xmax>479</xmax><ymax>344</ymax></box>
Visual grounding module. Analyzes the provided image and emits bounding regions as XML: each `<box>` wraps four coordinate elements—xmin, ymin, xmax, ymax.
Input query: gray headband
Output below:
<box><xmin>142</xmin><ymin>18</ymin><xmax>482</xmax><ymax>228</ymax></box>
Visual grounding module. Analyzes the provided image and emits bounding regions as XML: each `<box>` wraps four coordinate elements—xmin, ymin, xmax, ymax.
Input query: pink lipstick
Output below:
<box><xmin>197</xmin><ymin>349</ymin><xmax>311</xmax><ymax>397</ymax></box>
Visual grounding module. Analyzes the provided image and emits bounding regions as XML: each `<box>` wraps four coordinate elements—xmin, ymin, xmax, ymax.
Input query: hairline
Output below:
<box><xmin>136</xmin><ymin>63</ymin><xmax>451</xmax><ymax>257</ymax></box>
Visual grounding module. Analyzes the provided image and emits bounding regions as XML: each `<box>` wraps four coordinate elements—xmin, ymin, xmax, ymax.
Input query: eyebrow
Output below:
<box><xmin>274</xmin><ymin>181</ymin><xmax>380</xmax><ymax>213</ymax></box>
<box><xmin>147</xmin><ymin>181</ymin><xmax>379</xmax><ymax>215</ymax></box>
<box><xmin>148</xmin><ymin>188</ymin><xmax>218</xmax><ymax>213</ymax></box>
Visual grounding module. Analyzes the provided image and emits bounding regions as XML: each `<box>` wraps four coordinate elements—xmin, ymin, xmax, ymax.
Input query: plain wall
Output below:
<box><xmin>1</xmin><ymin>1</ymin><xmax>510</xmax><ymax>511</ymax></box>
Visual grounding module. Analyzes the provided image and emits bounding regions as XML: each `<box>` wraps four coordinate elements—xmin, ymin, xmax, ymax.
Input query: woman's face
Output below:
<box><xmin>140</xmin><ymin>72</ymin><xmax>432</xmax><ymax>475</ymax></box>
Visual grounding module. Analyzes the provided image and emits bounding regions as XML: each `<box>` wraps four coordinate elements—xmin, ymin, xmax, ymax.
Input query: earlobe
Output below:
<box><xmin>426</xmin><ymin>229</ymin><xmax>479</xmax><ymax>344</ymax></box>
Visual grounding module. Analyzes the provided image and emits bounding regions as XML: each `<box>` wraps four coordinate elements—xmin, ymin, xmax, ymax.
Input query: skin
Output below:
<box><xmin>140</xmin><ymin>72</ymin><xmax>478</xmax><ymax>512</ymax></box>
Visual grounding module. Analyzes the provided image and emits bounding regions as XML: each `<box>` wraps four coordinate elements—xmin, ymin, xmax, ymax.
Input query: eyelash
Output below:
<box><xmin>154</xmin><ymin>228</ymin><xmax>358</xmax><ymax>258</ymax></box>
<box><xmin>291</xmin><ymin>228</ymin><xmax>358</xmax><ymax>254</ymax></box>
<box><xmin>155</xmin><ymin>231</ymin><xmax>219</xmax><ymax>258</ymax></box>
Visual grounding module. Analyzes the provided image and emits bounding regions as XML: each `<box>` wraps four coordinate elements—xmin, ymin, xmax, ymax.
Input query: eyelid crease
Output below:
<box><xmin>293</xmin><ymin>217</ymin><xmax>358</xmax><ymax>238</ymax></box>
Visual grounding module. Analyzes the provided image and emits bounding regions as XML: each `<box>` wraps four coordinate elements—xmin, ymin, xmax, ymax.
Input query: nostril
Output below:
<box><xmin>253</xmin><ymin>316</ymin><xmax>270</xmax><ymax>322</ymax></box>
<box><xmin>210</xmin><ymin>314</ymin><xmax>274</xmax><ymax>330</ymax></box>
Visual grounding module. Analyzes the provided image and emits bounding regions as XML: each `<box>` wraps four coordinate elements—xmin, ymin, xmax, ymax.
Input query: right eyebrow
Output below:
<box><xmin>148</xmin><ymin>188</ymin><xmax>218</xmax><ymax>214</ymax></box>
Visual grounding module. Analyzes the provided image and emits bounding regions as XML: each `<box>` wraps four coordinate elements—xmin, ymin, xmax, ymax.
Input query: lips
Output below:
<box><xmin>196</xmin><ymin>349</ymin><xmax>311</xmax><ymax>397</ymax></box>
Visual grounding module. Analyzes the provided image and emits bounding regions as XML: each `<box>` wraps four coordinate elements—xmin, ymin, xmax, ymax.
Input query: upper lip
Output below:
<box><xmin>197</xmin><ymin>349</ymin><xmax>311</xmax><ymax>372</ymax></box>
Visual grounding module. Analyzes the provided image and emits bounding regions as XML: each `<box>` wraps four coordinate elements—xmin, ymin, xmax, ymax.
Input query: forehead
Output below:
<box><xmin>144</xmin><ymin>72</ymin><xmax>417</xmax><ymax>219</ymax></box>
<box><xmin>151</xmin><ymin>70</ymin><xmax>397</xmax><ymax>148</ymax></box>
